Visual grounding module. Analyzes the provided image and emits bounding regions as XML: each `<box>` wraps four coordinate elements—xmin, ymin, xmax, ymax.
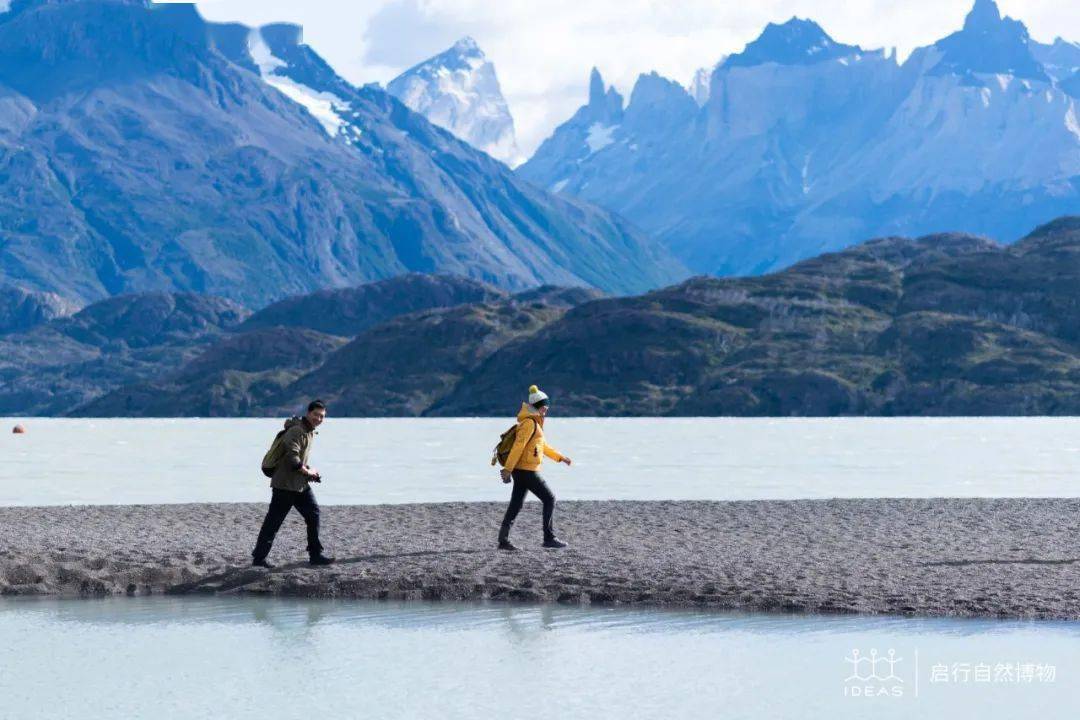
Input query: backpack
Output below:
<box><xmin>491</xmin><ymin>417</ymin><xmax>539</xmax><ymax>467</ymax></box>
<box><xmin>261</xmin><ymin>417</ymin><xmax>301</xmax><ymax>478</ymax></box>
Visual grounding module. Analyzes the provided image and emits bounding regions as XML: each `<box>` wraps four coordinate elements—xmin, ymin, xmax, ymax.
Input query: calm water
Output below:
<box><xmin>2</xmin><ymin>417</ymin><xmax>1079</xmax><ymax>506</ymax></box>
<box><xmin>6</xmin><ymin>418</ymin><xmax>1079</xmax><ymax>718</ymax></box>
<box><xmin>0</xmin><ymin>597</ymin><xmax>1077</xmax><ymax>719</ymax></box>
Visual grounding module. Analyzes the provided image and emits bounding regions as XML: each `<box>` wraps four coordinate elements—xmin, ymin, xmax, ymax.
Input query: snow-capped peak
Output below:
<box><xmin>452</xmin><ymin>36</ymin><xmax>480</xmax><ymax>55</ymax></box>
<box><xmin>387</xmin><ymin>37</ymin><xmax>521</xmax><ymax>165</ymax></box>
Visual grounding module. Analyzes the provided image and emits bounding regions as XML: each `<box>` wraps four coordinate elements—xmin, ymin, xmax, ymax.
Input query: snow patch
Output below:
<box><xmin>343</xmin><ymin>124</ymin><xmax>363</xmax><ymax>145</ymax></box>
<box><xmin>247</xmin><ymin>28</ymin><xmax>285</xmax><ymax>75</ymax></box>
<box><xmin>0</xmin><ymin>1</ymin><xmax>10</xmax><ymax>13</ymax></box>
<box><xmin>1066</xmin><ymin>105</ymin><xmax>1080</xmax><ymax>142</ymax></box>
<box><xmin>687</xmin><ymin>60</ymin><xmax>724</xmax><ymax>107</ymax></box>
<box><xmin>995</xmin><ymin>74</ymin><xmax>1011</xmax><ymax>92</ymax></box>
<box><xmin>247</xmin><ymin>29</ymin><xmax>349</xmax><ymax>138</ymax></box>
<box><xmin>586</xmin><ymin>123</ymin><xmax>616</xmax><ymax>154</ymax></box>
<box><xmin>550</xmin><ymin>179</ymin><xmax>569</xmax><ymax>193</ymax></box>
<box><xmin>980</xmin><ymin>87</ymin><xmax>991</xmax><ymax>108</ymax></box>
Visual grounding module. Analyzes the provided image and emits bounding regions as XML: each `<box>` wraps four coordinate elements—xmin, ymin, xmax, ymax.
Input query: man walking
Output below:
<box><xmin>252</xmin><ymin>400</ymin><xmax>335</xmax><ymax>568</ymax></box>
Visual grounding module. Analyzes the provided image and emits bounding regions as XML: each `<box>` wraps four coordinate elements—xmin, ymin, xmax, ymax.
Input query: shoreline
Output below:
<box><xmin>3</xmin><ymin>499</ymin><xmax>1080</xmax><ymax>620</ymax></box>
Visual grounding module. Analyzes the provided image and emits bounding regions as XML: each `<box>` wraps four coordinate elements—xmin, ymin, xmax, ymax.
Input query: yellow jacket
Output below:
<box><xmin>504</xmin><ymin>403</ymin><xmax>564</xmax><ymax>472</ymax></box>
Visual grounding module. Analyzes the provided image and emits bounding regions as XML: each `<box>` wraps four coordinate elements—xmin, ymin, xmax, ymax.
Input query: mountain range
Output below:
<box><xmin>2</xmin><ymin>0</ymin><xmax>1078</xmax><ymax>419</ymax></box>
<box><xmin>3</xmin><ymin>215</ymin><xmax>1078</xmax><ymax>418</ymax></box>
<box><xmin>0</xmin><ymin>0</ymin><xmax>683</xmax><ymax>309</ymax></box>
<box><xmin>518</xmin><ymin>0</ymin><xmax>1080</xmax><ymax>277</ymax></box>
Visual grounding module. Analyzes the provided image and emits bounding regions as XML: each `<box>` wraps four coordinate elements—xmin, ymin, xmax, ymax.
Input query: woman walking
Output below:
<box><xmin>498</xmin><ymin>384</ymin><xmax>572</xmax><ymax>550</ymax></box>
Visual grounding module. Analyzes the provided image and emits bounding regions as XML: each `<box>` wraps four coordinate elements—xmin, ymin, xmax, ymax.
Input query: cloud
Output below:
<box><xmin>362</xmin><ymin>0</ymin><xmax>464</xmax><ymax>69</ymax></box>
<box><xmin>179</xmin><ymin>0</ymin><xmax>1079</xmax><ymax>157</ymax></box>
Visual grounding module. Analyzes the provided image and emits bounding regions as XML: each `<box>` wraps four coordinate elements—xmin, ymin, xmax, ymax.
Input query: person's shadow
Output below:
<box><xmin>166</xmin><ymin>548</ymin><xmax>488</xmax><ymax>595</ymax></box>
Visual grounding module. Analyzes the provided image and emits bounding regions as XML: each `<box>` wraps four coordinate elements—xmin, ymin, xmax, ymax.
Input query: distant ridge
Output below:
<box><xmin>520</xmin><ymin>0</ymin><xmax>1080</xmax><ymax>278</ymax></box>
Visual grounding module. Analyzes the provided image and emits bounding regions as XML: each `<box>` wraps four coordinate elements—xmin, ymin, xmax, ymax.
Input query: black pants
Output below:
<box><xmin>499</xmin><ymin>470</ymin><xmax>556</xmax><ymax>542</ymax></box>
<box><xmin>252</xmin><ymin>488</ymin><xmax>324</xmax><ymax>560</ymax></box>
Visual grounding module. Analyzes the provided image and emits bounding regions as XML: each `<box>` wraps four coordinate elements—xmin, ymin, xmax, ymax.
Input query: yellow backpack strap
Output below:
<box><xmin>524</xmin><ymin>417</ymin><xmax>540</xmax><ymax>450</ymax></box>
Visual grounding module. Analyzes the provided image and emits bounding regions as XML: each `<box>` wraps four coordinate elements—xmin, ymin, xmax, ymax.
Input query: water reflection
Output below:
<box><xmin>3</xmin><ymin>597</ymin><xmax>1079</xmax><ymax>720</ymax></box>
<box><xmin>9</xmin><ymin>596</ymin><xmax>1080</xmax><ymax>640</ymax></box>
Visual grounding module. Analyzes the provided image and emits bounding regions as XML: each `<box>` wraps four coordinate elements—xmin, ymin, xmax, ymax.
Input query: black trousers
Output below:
<box><xmin>252</xmin><ymin>487</ymin><xmax>324</xmax><ymax>560</ymax></box>
<box><xmin>499</xmin><ymin>469</ymin><xmax>556</xmax><ymax>541</ymax></box>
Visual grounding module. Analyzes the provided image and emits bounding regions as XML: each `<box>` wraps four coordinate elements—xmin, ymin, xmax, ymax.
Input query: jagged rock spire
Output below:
<box><xmin>964</xmin><ymin>0</ymin><xmax>1002</xmax><ymax>31</ymax></box>
<box><xmin>588</xmin><ymin>67</ymin><xmax>605</xmax><ymax>107</ymax></box>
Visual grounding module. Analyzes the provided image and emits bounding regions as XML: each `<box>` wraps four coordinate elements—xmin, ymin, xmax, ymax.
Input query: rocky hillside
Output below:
<box><xmin>0</xmin><ymin>292</ymin><xmax>248</xmax><ymax>414</ymax></box>
<box><xmin>269</xmin><ymin>301</ymin><xmax>565</xmax><ymax>417</ymax></box>
<box><xmin>0</xmin><ymin>285</ymin><xmax>78</xmax><ymax>333</ymax></box>
<box><xmin>0</xmin><ymin>0</ymin><xmax>683</xmax><ymax>307</ymax></box>
<box><xmin>3</xmin><ymin>274</ymin><xmax>500</xmax><ymax>416</ymax></box>
<box><xmin>238</xmin><ymin>274</ymin><xmax>507</xmax><ymax>337</ymax></box>
<box><xmin>74</xmin><ymin>284</ymin><xmax>591</xmax><ymax>418</ymax></box>
<box><xmin>73</xmin><ymin>327</ymin><xmax>347</xmax><ymax>417</ymax></box>
<box><xmin>11</xmin><ymin>218</ymin><xmax>1080</xmax><ymax>417</ymax></box>
<box><xmin>435</xmin><ymin>217</ymin><xmax>1080</xmax><ymax>416</ymax></box>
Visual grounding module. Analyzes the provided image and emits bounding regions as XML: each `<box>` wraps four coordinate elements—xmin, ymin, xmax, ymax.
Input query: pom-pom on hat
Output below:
<box><xmin>528</xmin><ymin>384</ymin><xmax>549</xmax><ymax>407</ymax></box>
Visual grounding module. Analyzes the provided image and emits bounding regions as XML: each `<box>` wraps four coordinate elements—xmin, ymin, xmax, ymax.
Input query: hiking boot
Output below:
<box><xmin>542</xmin><ymin>537</ymin><xmax>568</xmax><ymax>549</ymax></box>
<box><xmin>498</xmin><ymin>539</ymin><xmax>518</xmax><ymax>552</ymax></box>
<box><xmin>309</xmin><ymin>555</ymin><xmax>336</xmax><ymax>567</ymax></box>
<box><xmin>252</xmin><ymin>558</ymin><xmax>275</xmax><ymax>569</ymax></box>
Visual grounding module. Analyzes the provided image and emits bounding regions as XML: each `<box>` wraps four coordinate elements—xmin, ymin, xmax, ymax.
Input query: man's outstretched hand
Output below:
<box><xmin>560</xmin><ymin>457</ymin><xmax>573</xmax><ymax>466</ymax></box>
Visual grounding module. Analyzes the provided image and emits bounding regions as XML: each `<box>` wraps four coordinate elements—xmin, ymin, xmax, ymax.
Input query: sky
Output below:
<box><xmin>176</xmin><ymin>0</ymin><xmax>1079</xmax><ymax>157</ymax></box>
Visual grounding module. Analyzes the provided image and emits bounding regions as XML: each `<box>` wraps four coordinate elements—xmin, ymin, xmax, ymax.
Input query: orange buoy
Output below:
<box><xmin>12</xmin><ymin>424</ymin><xmax>25</xmax><ymax>434</ymax></box>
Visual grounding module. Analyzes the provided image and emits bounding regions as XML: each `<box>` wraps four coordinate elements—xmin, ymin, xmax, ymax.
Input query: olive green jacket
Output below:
<box><xmin>270</xmin><ymin>418</ymin><xmax>315</xmax><ymax>492</ymax></box>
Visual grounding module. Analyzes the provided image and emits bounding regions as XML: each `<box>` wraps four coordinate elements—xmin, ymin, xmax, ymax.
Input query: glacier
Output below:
<box><xmin>247</xmin><ymin>28</ymin><xmax>349</xmax><ymax>138</ymax></box>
